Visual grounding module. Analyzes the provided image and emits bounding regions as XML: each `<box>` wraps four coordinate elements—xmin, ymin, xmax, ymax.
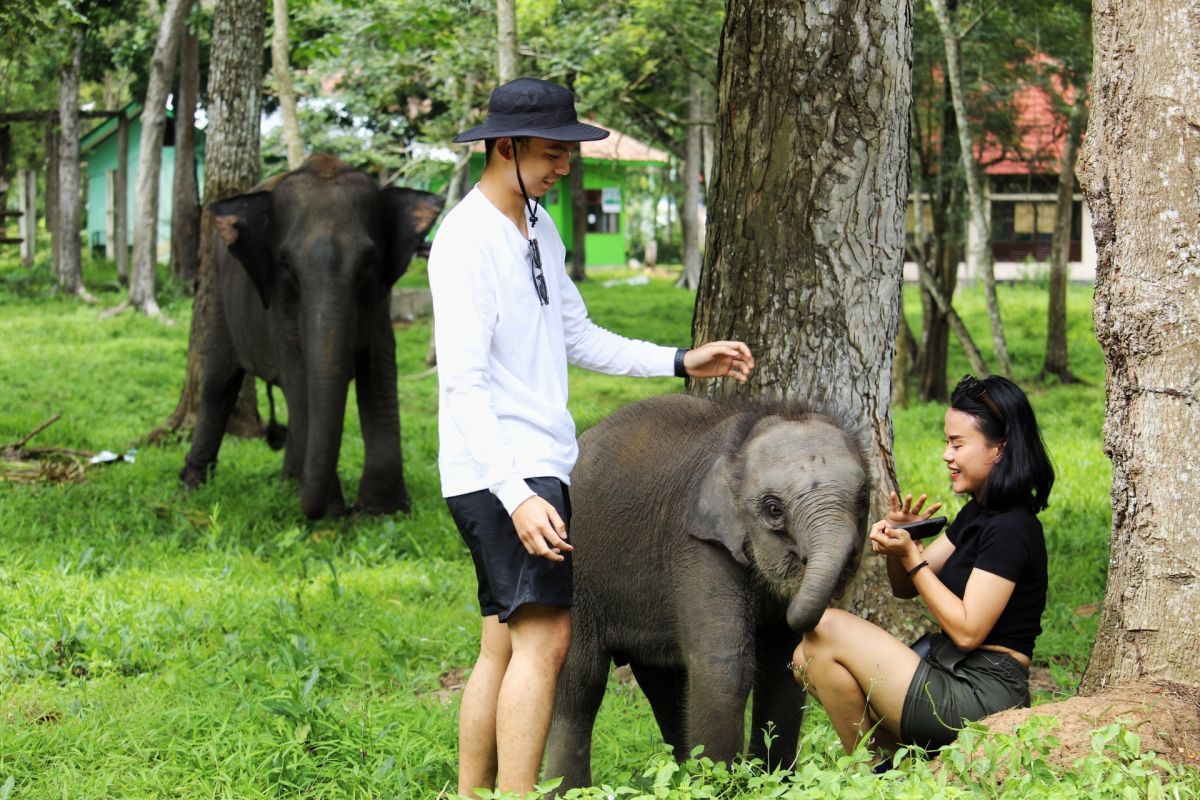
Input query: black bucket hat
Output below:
<box><xmin>454</xmin><ymin>77</ymin><xmax>610</xmax><ymax>143</ymax></box>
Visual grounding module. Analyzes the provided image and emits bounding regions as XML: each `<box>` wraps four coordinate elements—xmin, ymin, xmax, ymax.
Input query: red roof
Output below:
<box><xmin>977</xmin><ymin>69</ymin><xmax>1077</xmax><ymax>176</ymax></box>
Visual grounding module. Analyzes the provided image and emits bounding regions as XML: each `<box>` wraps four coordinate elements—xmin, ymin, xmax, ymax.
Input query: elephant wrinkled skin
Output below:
<box><xmin>545</xmin><ymin>394</ymin><xmax>870</xmax><ymax>788</ymax></box>
<box><xmin>180</xmin><ymin>155</ymin><xmax>443</xmax><ymax>519</ymax></box>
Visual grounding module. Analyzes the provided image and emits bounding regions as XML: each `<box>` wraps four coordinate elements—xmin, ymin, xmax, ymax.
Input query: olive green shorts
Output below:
<box><xmin>900</xmin><ymin>633</ymin><xmax>1031</xmax><ymax>750</ymax></box>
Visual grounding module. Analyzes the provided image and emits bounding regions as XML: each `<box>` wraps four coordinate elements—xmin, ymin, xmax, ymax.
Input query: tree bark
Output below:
<box><xmin>128</xmin><ymin>0</ymin><xmax>191</xmax><ymax>317</ymax></box>
<box><xmin>152</xmin><ymin>0</ymin><xmax>265</xmax><ymax>441</ymax></box>
<box><xmin>115</xmin><ymin>115</ymin><xmax>130</xmax><ymax>284</ymax></box>
<box><xmin>929</xmin><ymin>0</ymin><xmax>1011</xmax><ymax>377</ymax></box>
<box><xmin>55</xmin><ymin>29</ymin><xmax>88</xmax><ymax>299</ymax></box>
<box><xmin>1077</xmin><ymin>0</ymin><xmax>1200</xmax><ymax>693</ymax></box>
<box><xmin>44</xmin><ymin>122</ymin><xmax>58</xmax><ymax>247</ymax></box>
<box><xmin>19</xmin><ymin>169</ymin><xmax>36</xmax><ymax>267</ymax></box>
<box><xmin>271</xmin><ymin>0</ymin><xmax>304</xmax><ymax>169</ymax></box>
<box><xmin>569</xmin><ymin>148</ymin><xmax>586</xmax><ymax>281</ymax></box>
<box><xmin>496</xmin><ymin>0</ymin><xmax>517</xmax><ymax>83</ymax></box>
<box><xmin>676</xmin><ymin>71</ymin><xmax>702</xmax><ymax>290</ymax></box>
<box><xmin>1041</xmin><ymin>92</ymin><xmax>1087</xmax><ymax>383</ymax></box>
<box><xmin>171</xmin><ymin>26</ymin><xmax>201</xmax><ymax>286</ymax></box>
<box><xmin>694</xmin><ymin>0</ymin><xmax>913</xmax><ymax>634</ymax></box>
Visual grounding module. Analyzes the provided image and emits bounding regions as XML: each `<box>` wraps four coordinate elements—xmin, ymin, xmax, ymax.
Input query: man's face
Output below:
<box><xmin>512</xmin><ymin>137</ymin><xmax>576</xmax><ymax>197</ymax></box>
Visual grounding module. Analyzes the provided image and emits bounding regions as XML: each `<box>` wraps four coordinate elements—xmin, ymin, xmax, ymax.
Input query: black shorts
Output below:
<box><xmin>900</xmin><ymin>633</ymin><xmax>1031</xmax><ymax>750</ymax></box>
<box><xmin>445</xmin><ymin>476</ymin><xmax>573</xmax><ymax>623</ymax></box>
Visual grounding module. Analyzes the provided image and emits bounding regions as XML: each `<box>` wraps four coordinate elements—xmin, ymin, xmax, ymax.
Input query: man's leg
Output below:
<box><xmin>458</xmin><ymin>615</ymin><xmax>512</xmax><ymax>798</ymax></box>
<box><xmin>495</xmin><ymin>603</ymin><xmax>572</xmax><ymax>794</ymax></box>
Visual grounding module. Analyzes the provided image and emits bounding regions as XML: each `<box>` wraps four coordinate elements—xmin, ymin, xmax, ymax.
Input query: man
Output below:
<box><xmin>428</xmin><ymin>77</ymin><xmax>755</xmax><ymax>797</ymax></box>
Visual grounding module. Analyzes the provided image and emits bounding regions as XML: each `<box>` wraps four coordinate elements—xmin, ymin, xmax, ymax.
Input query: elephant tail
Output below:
<box><xmin>265</xmin><ymin>382</ymin><xmax>288</xmax><ymax>451</ymax></box>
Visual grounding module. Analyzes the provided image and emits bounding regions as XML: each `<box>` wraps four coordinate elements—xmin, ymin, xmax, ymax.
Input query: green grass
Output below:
<box><xmin>0</xmin><ymin>251</ymin><xmax>1194</xmax><ymax>798</ymax></box>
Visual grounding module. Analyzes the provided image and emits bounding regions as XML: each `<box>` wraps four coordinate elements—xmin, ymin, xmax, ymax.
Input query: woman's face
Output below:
<box><xmin>942</xmin><ymin>408</ymin><xmax>1004</xmax><ymax>497</ymax></box>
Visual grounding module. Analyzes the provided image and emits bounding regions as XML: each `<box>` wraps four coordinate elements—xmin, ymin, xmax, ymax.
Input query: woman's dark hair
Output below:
<box><xmin>950</xmin><ymin>374</ymin><xmax>1054</xmax><ymax>513</ymax></box>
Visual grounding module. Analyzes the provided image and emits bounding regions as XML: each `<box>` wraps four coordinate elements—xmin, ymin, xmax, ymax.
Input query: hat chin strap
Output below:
<box><xmin>512</xmin><ymin>141</ymin><xmax>539</xmax><ymax>232</ymax></box>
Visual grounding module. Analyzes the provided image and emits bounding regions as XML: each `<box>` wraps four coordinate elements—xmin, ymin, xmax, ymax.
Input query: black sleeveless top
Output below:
<box><xmin>939</xmin><ymin>500</ymin><xmax>1047</xmax><ymax>658</ymax></box>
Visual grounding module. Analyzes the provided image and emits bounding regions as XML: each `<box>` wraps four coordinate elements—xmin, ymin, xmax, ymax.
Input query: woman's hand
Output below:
<box><xmin>885</xmin><ymin>491</ymin><xmax>943</xmax><ymax>526</ymax></box>
<box><xmin>868</xmin><ymin>518</ymin><xmax>923</xmax><ymax>561</ymax></box>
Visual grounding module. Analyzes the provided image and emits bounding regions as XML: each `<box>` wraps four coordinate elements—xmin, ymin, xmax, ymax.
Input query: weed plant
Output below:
<box><xmin>1</xmin><ymin>252</ymin><xmax>1194</xmax><ymax>798</ymax></box>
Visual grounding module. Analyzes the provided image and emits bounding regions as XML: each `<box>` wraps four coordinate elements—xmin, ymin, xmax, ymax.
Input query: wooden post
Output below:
<box><xmin>115</xmin><ymin>114</ymin><xmax>129</xmax><ymax>283</ymax></box>
<box><xmin>20</xmin><ymin>169</ymin><xmax>36</xmax><ymax>266</ymax></box>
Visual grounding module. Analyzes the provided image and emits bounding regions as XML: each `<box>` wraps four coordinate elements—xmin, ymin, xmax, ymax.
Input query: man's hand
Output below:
<box><xmin>683</xmin><ymin>341</ymin><xmax>756</xmax><ymax>383</ymax></box>
<box><xmin>511</xmin><ymin>495</ymin><xmax>573</xmax><ymax>562</ymax></box>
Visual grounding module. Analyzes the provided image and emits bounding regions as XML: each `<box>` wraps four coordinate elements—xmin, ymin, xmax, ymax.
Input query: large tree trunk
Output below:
<box><xmin>496</xmin><ymin>0</ymin><xmax>517</xmax><ymax>83</ymax></box>
<box><xmin>115</xmin><ymin>115</ymin><xmax>130</xmax><ymax>284</ymax></box>
<box><xmin>569</xmin><ymin>148</ymin><xmax>586</xmax><ymax>281</ymax></box>
<box><xmin>55</xmin><ymin>29</ymin><xmax>88</xmax><ymax>300</ymax></box>
<box><xmin>127</xmin><ymin>0</ymin><xmax>191</xmax><ymax>318</ymax></box>
<box><xmin>1076</xmin><ymin>0</ymin><xmax>1200</xmax><ymax>693</ymax></box>
<box><xmin>271</xmin><ymin>0</ymin><xmax>304</xmax><ymax>169</ymax></box>
<box><xmin>676</xmin><ymin>72</ymin><xmax>703</xmax><ymax>290</ymax></box>
<box><xmin>929</xmin><ymin>0</ymin><xmax>1011</xmax><ymax>377</ymax></box>
<box><xmin>171</xmin><ymin>26</ymin><xmax>201</xmax><ymax>286</ymax></box>
<box><xmin>44</xmin><ymin>122</ymin><xmax>58</xmax><ymax>245</ymax></box>
<box><xmin>1042</xmin><ymin>92</ymin><xmax>1087</xmax><ymax>384</ymax></box>
<box><xmin>693</xmin><ymin>0</ymin><xmax>913</xmax><ymax>634</ymax></box>
<box><xmin>152</xmin><ymin>0</ymin><xmax>265</xmax><ymax>442</ymax></box>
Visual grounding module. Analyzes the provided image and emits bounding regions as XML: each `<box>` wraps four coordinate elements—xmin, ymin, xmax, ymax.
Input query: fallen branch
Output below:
<box><xmin>2</xmin><ymin>413</ymin><xmax>61</xmax><ymax>452</ymax></box>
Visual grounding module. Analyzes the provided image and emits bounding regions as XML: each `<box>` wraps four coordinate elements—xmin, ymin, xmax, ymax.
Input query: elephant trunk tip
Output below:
<box><xmin>786</xmin><ymin>603</ymin><xmax>824</xmax><ymax>634</ymax></box>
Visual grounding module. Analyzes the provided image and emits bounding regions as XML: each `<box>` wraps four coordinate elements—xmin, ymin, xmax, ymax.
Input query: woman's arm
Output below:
<box><xmin>906</xmin><ymin>563</ymin><xmax>1016</xmax><ymax>651</ymax></box>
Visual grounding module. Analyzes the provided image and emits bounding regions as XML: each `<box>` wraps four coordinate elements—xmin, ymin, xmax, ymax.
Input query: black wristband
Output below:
<box><xmin>674</xmin><ymin>348</ymin><xmax>689</xmax><ymax>379</ymax></box>
<box><xmin>906</xmin><ymin>560</ymin><xmax>930</xmax><ymax>577</ymax></box>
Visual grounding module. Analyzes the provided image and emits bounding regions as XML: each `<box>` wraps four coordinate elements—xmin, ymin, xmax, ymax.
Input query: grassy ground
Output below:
<box><xmin>0</xmin><ymin>251</ymin><xmax>1193</xmax><ymax>798</ymax></box>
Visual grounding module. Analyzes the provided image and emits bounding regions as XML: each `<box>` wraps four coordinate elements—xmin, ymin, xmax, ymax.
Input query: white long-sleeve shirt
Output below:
<box><xmin>428</xmin><ymin>187</ymin><xmax>677</xmax><ymax>513</ymax></box>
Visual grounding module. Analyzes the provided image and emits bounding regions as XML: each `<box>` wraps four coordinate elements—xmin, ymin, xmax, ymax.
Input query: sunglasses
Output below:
<box><xmin>957</xmin><ymin>374</ymin><xmax>1005</xmax><ymax>428</ymax></box>
<box><xmin>528</xmin><ymin>237</ymin><xmax>549</xmax><ymax>306</ymax></box>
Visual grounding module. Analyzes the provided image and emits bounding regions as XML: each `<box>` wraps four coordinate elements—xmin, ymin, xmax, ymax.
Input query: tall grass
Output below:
<box><xmin>0</xmin><ymin>253</ymin><xmax>1190</xmax><ymax>798</ymax></box>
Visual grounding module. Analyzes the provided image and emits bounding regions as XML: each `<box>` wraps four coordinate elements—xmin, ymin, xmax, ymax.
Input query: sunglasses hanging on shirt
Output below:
<box><xmin>514</xmin><ymin>141</ymin><xmax>550</xmax><ymax>306</ymax></box>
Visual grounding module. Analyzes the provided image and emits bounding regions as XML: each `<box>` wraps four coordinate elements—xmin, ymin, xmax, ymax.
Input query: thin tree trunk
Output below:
<box><xmin>929</xmin><ymin>0</ymin><xmax>1011</xmax><ymax>377</ymax></box>
<box><xmin>171</xmin><ymin>26</ymin><xmax>201</xmax><ymax>286</ymax></box>
<box><xmin>55</xmin><ymin>29</ymin><xmax>88</xmax><ymax>300</ymax></box>
<box><xmin>496</xmin><ymin>0</ymin><xmax>517</xmax><ymax>83</ymax></box>
<box><xmin>1077</xmin><ymin>0</ymin><xmax>1200</xmax><ymax>693</ymax></box>
<box><xmin>115</xmin><ymin>115</ymin><xmax>130</xmax><ymax>284</ymax></box>
<box><xmin>44</xmin><ymin>122</ymin><xmax>58</xmax><ymax>246</ymax></box>
<box><xmin>694</xmin><ymin>0</ymin><xmax>913</xmax><ymax>635</ymax></box>
<box><xmin>271</xmin><ymin>0</ymin><xmax>304</xmax><ymax>169</ymax></box>
<box><xmin>569</xmin><ymin>148</ymin><xmax>586</xmax><ymax>281</ymax></box>
<box><xmin>20</xmin><ymin>169</ymin><xmax>36</xmax><ymax>267</ymax></box>
<box><xmin>0</xmin><ymin>125</ymin><xmax>11</xmax><ymax>212</ymax></box>
<box><xmin>1041</xmin><ymin>91</ymin><xmax>1087</xmax><ymax>383</ymax></box>
<box><xmin>127</xmin><ymin>0</ymin><xmax>191</xmax><ymax>318</ymax></box>
<box><xmin>151</xmin><ymin>0</ymin><xmax>264</xmax><ymax>442</ymax></box>
<box><xmin>677</xmin><ymin>72</ymin><xmax>702</xmax><ymax>290</ymax></box>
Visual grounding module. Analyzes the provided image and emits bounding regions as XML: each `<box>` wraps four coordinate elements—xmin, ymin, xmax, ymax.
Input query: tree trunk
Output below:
<box><xmin>19</xmin><ymin>169</ymin><xmax>36</xmax><ymax>267</ymax></box>
<box><xmin>496</xmin><ymin>0</ymin><xmax>517</xmax><ymax>83</ymax></box>
<box><xmin>0</xmin><ymin>125</ymin><xmax>11</xmax><ymax>211</ymax></box>
<box><xmin>1077</xmin><ymin>0</ymin><xmax>1200</xmax><ymax>693</ymax></box>
<box><xmin>929</xmin><ymin>0</ymin><xmax>1011</xmax><ymax>377</ymax></box>
<box><xmin>694</xmin><ymin>0</ymin><xmax>913</xmax><ymax>634</ymax></box>
<box><xmin>171</xmin><ymin>26</ymin><xmax>201</xmax><ymax>286</ymax></box>
<box><xmin>569</xmin><ymin>147</ymin><xmax>586</xmax><ymax>281</ymax></box>
<box><xmin>676</xmin><ymin>71</ymin><xmax>702</xmax><ymax>290</ymax></box>
<box><xmin>44</xmin><ymin>122</ymin><xmax>58</xmax><ymax>246</ymax></box>
<box><xmin>115</xmin><ymin>115</ymin><xmax>130</xmax><ymax>284</ymax></box>
<box><xmin>271</xmin><ymin>0</ymin><xmax>304</xmax><ymax>169</ymax></box>
<box><xmin>128</xmin><ymin>0</ymin><xmax>191</xmax><ymax>317</ymax></box>
<box><xmin>1041</xmin><ymin>92</ymin><xmax>1087</xmax><ymax>384</ymax></box>
<box><xmin>55</xmin><ymin>29</ymin><xmax>87</xmax><ymax>299</ymax></box>
<box><xmin>152</xmin><ymin>0</ymin><xmax>265</xmax><ymax>442</ymax></box>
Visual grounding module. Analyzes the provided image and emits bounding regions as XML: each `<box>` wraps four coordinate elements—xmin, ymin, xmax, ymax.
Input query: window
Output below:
<box><xmin>584</xmin><ymin>189</ymin><xmax>620</xmax><ymax>233</ymax></box>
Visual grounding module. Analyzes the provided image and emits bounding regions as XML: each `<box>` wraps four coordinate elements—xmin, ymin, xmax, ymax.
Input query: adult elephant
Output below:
<box><xmin>545</xmin><ymin>394</ymin><xmax>871</xmax><ymax>789</ymax></box>
<box><xmin>180</xmin><ymin>154</ymin><xmax>443</xmax><ymax>519</ymax></box>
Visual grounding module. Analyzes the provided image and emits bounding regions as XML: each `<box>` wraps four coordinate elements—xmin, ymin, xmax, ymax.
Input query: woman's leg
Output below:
<box><xmin>793</xmin><ymin>609</ymin><xmax>924</xmax><ymax>755</ymax></box>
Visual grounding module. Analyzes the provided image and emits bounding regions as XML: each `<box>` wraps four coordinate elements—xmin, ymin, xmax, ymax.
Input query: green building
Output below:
<box><xmin>79</xmin><ymin>102</ymin><xmax>205</xmax><ymax>261</ymax></box>
<box><xmin>465</xmin><ymin>126</ymin><xmax>668</xmax><ymax>267</ymax></box>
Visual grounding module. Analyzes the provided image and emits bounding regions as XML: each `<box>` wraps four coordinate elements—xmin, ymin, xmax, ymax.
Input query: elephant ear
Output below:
<box><xmin>211</xmin><ymin>191</ymin><xmax>275</xmax><ymax>309</ymax></box>
<box><xmin>380</xmin><ymin>187</ymin><xmax>445</xmax><ymax>289</ymax></box>
<box><xmin>692</xmin><ymin>455</ymin><xmax>750</xmax><ymax>566</ymax></box>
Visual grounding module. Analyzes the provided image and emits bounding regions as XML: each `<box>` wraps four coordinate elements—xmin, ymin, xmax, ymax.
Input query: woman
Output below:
<box><xmin>792</xmin><ymin>374</ymin><xmax>1054</xmax><ymax>765</ymax></box>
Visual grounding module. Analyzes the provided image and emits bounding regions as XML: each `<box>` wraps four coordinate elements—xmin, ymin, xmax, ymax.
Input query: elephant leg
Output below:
<box><xmin>630</xmin><ymin>662</ymin><xmax>689</xmax><ymax>761</ymax></box>
<box><xmin>352</xmin><ymin>316</ymin><xmax>409</xmax><ymax>513</ymax></box>
<box><xmin>544</xmin><ymin>632</ymin><xmax>609</xmax><ymax>791</ymax></box>
<box><xmin>682</xmin><ymin>646</ymin><xmax>754</xmax><ymax>764</ymax></box>
<box><xmin>749</xmin><ymin>629</ymin><xmax>806</xmax><ymax>770</ymax></box>
<box><xmin>181</xmin><ymin>332</ymin><xmax>245</xmax><ymax>488</ymax></box>
<box><xmin>279</xmin><ymin>373</ymin><xmax>308</xmax><ymax>482</ymax></box>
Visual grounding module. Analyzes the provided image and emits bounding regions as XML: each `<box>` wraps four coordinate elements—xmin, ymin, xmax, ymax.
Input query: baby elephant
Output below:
<box><xmin>545</xmin><ymin>394</ymin><xmax>870</xmax><ymax>789</ymax></box>
<box><xmin>180</xmin><ymin>155</ymin><xmax>443</xmax><ymax>519</ymax></box>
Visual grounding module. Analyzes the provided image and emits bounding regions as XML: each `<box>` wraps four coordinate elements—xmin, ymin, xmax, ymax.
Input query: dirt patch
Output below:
<box><xmin>981</xmin><ymin>681</ymin><xmax>1200</xmax><ymax>771</ymax></box>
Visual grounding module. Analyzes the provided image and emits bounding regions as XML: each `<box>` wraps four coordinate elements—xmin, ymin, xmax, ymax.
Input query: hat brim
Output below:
<box><xmin>454</xmin><ymin>121</ymin><xmax>610</xmax><ymax>143</ymax></box>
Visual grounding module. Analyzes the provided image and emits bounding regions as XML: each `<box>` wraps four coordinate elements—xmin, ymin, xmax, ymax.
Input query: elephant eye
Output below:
<box><xmin>759</xmin><ymin>495</ymin><xmax>787</xmax><ymax>526</ymax></box>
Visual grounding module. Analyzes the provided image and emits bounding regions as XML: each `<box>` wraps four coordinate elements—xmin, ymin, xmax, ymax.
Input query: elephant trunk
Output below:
<box><xmin>299</xmin><ymin>301</ymin><xmax>355</xmax><ymax>519</ymax></box>
<box><xmin>786</xmin><ymin>516</ymin><xmax>861</xmax><ymax>633</ymax></box>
